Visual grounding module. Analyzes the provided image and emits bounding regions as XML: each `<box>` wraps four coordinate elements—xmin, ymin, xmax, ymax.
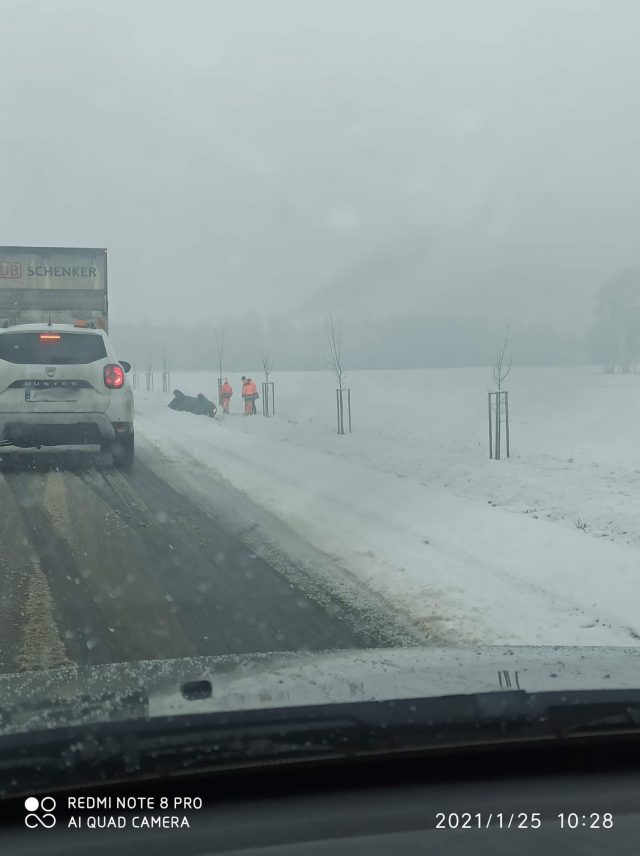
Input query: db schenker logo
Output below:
<box><xmin>24</xmin><ymin>796</ymin><xmax>57</xmax><ymax>828</ymax></box>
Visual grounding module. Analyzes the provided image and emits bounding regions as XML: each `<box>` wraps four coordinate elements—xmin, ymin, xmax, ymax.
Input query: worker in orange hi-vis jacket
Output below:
<box><xmin>220</xmin><ymin>378</ymin><xmax>233</xmax><ymax>413</ymax></box>
<box><xmin>241</xmin><ymin>376</ymin><xmax>251</xmax><ymax>415</ymax></box>
<box><xmin>242</xmin><ymin>376</ymin><xmax>259</xmax><ymax>415</ymax></box>
<box><xmin>248</xmin><ymin>377</ymin><xmax>258</xmax><ymax>414</ymax></box>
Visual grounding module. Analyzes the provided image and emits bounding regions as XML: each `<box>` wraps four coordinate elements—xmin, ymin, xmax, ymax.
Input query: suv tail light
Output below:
<box><xmin>104</xmin><ymin>364</ymin><xmax>125</xmax><ymax>389</ymax></box>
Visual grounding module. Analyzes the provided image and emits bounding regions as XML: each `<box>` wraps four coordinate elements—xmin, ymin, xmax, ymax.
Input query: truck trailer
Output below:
<box><xmin>0</xmin><ymin>246</ymin><xmax>108</xmax><ymax>331</ymax></box>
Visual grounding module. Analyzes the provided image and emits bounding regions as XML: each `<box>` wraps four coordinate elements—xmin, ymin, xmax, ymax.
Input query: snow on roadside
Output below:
<box><xmin>134</xmin><ymin>368</ymin><xmax>640</xmax><ymax>647</ymax></box>
<box><xmin>164</xmin><ymin>368</ymin><xmax>640</xmax><ymax>546</ymax></box>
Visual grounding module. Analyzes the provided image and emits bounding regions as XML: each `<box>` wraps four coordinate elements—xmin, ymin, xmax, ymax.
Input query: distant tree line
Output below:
<box><xmin>110</xmin><ymin>313</ymin><xmax>584</xmax><ymax>373</ymax></box>
<box><xmin>587</xmin><ymin>269</ymin><xmax>640</xmax><ymax>372</ymax></box>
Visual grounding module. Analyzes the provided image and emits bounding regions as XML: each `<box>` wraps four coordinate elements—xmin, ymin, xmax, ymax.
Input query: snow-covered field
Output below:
<box><xmin>134</xmin><ymin>367</ymin><xmax>640</xmax><ymax>647</ymax></box>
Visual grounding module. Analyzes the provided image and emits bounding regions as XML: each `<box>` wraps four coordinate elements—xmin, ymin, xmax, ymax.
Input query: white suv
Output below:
<box><xmin>0</xmin><ymin>323</ymin><xmax>134</xmax><ymax>468</ymax></box>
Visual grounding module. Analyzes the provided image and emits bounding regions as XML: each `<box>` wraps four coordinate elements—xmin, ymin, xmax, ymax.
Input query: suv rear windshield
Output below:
<box><xmin>0</xmin><ymin>331</ymin><xmax>107</xmax><ymax>365</ymax></box>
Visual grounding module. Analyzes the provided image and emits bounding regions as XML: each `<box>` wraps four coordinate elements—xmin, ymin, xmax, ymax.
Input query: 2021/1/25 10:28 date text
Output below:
<box><xmin>435</xmin><ymin>812</ymin><xmax>614</xmax><ymax>830</ymax></box>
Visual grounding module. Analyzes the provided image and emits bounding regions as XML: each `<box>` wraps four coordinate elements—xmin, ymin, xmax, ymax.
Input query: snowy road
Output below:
<box><xmin>3</xmin><ymin>364</ymin><xmax>640</xmax><ymax>675</ymax></box>
<box><xmin>0</xmin><ymin>439</ymin><xmax>417</xmax><ymax>675</ymax></box>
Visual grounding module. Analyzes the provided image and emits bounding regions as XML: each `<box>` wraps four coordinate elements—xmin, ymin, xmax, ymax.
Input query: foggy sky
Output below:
<box><xmin>2</xmin><ymin>0</ymin><xmax>640</xmax><ymax>337</ymax></box>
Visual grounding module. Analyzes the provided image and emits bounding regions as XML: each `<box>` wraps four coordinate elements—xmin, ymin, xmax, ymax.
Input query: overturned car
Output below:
<box><xmin>168</xmin><ymin>389</ymin><xmax>217</xmax><ymax>418</ymax></box>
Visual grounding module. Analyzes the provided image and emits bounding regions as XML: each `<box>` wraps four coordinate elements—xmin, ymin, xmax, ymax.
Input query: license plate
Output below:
<box><xmin>24</xmin><ymin>381</ymin><xmax>82</xmax><ymax>402</ymax></box>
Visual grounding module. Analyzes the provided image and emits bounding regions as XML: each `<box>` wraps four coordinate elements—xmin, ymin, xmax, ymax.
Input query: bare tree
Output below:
<box><xmin>161</xmin><ymin>345</ymin><xmax>170</xmax><ymax>393</ymax></box>
<box><xmin>324</xmin><ymin>313</ymin><xmax>345</xmax><ymax>388</ymax></box>
<box><xmin>492</xmin><ymin>327</ymin><xmax>514</xmax><ymax>390</ymax></box>
<box><xmin>145</xmin><ymin>353</ymin><xmax>154</xmax><ymax>391</ymax></box>
<box><xmin>488</xmin><ymin>328</ymin><xmax>514</xmax><ymax>459</ymax></box>
<box><xmin>261</xmin><ymin>351</ymin><xmax>275</xmax><ymax>382</ymax></box>
<box><xmin>215</xmin><ymin>325</ymin><xmax>225</xmax><ymax>377</ymax></box>
<box><xmin>215</xmin><ymin>324</ymin><xmax>225</xmax><ymax>403</ymax></box>
<box><xmin>324</xmin><ymin>313</ymin><xmax>351</xmax><ymax>433</ymax></box>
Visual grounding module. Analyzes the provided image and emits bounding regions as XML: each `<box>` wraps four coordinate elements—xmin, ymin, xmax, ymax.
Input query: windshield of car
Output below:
<box><xmin>1</xmin><ymin>0</ymin><xmax>640</xmax><ymax>801</ymax></box>
<box><xmin>0</xmin><ymin>331</ymin><xmax>107</xmax><ymax>364</ymax></box>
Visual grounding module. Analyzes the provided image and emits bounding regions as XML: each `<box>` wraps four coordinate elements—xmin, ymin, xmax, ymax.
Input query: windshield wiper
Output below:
<box><xmin>3</xmin><ymin>688</ymin><xmax>640</xmax><ymax>797</ymax></box>
<box><xmin>542</xmin><ymin>699</ymin><xmax>640</xmax><ymax>736</ymax></box>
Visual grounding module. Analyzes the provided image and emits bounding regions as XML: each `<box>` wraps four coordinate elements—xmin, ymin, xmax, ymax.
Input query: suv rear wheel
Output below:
<box><xmin>103</xmin><ymin>430</ymin><xmax>134</xmax><ymax>470</ymax></box>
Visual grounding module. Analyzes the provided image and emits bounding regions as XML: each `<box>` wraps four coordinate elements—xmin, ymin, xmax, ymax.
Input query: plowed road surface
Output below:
<box><xmin>0</xmin><ymin>437</ymin><xmax>418</xmax><ymax>674</ymax></box>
